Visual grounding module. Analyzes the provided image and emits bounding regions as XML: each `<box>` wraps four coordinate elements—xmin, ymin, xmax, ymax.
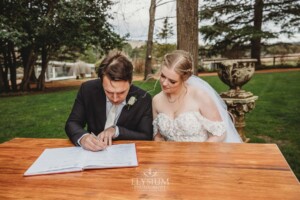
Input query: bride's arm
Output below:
<box><xmin>152</xmin><ymin>94</ymin><xmax>166</xmax><ymax>141</ymax></box>
<box><xmin>195</xmin><ymin>89</ymin><xmax>226</xmax><ymax>142</ymax></box>
<box><xmin>206</xmin><ymin>134</ymin><xmax>226</xmax><ymax>142</ymax></box>
<box><xmin>154</xmin><ymin>132</ymin><xmax>166</xmax><ymax>141</ymax></box>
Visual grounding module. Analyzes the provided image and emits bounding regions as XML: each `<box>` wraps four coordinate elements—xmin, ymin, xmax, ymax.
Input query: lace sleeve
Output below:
<box><xmin>204</xmin><ymin>120</ymin><xmax>226</xmax><ymax>136</ymax></box>
<box><xmin>196</xmin><ymin>114</ymin><xmax>226</xmax><ymax>136</ymax></box>
<box><xmin>197</xmin><ymin>111</ymin><xmax>226</xmax><ymax>136</ymax></box>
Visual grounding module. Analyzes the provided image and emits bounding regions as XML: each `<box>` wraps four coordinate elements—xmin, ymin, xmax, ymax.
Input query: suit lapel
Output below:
<box><xmin>95</xmin><ymin>82</ymin><xmax>107</xmax><ymax>129</ymax></box>
<box><xmin>117</xmin><ymin>86</ymin><xmax>134</xmax><ymax>125</ymax></box>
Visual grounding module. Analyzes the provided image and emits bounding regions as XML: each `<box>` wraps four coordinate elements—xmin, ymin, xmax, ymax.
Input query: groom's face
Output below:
<box><xmin>102</xmin><ymin>75</ymin><xmax>130</xmax><ymax>105</ymax></box>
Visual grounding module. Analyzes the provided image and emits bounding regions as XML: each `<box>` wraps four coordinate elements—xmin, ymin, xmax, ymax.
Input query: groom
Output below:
<box><xmin>65</xmin><ymin>51</ymin><xmax>153</xmax><ymax>151</ymax></box>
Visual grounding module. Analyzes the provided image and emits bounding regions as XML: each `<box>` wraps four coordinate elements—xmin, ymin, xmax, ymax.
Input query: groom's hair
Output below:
<box><xmin>98</xmin><ymin>51</ymin><xmax>133</xmax><ymax>83</ymax></box>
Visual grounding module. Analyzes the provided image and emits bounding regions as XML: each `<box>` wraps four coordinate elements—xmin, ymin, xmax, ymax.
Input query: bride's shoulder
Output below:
<box><xmin>188</xmin><ymin>85</ymin><xmax>211</xmax><ymax>102</ymax></box>
<box><xmin>152</xmin><ymin>92</ymin><xmax>165</xmax><ymax>111</ymax></box>
<box><xmin>188</xmin><ymin>84</ymin><xmax>206</xmax><ymax>96</ymax></box>
<box><xmin>153</xmin><ymin>91</ymin><xmax>164</xmax><ymax>102</ymax></box>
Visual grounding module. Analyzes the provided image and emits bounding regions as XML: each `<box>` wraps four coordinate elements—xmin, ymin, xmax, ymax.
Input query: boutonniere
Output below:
<box><xmin>126</xmin><ymin>96</ymin><xmax>137</xmax><ymax>110</ymax></box>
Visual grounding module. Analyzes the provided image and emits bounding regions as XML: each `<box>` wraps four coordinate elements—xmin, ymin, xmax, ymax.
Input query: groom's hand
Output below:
<box><xmin>98</xmin><ymin>127</ymin><xmax>116</xmax><ymax>146</ymax></box>
<box><xmin>80</xmin><ymin>134</ymin><xmax>107</xmax><ymax>151</ymax></box>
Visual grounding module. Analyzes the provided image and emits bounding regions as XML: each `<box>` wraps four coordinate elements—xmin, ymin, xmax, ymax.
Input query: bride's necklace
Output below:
<box><xmin>166</xmin><ymin>86</ymin><xmax>187</xmax><ymax>104</ymax></box>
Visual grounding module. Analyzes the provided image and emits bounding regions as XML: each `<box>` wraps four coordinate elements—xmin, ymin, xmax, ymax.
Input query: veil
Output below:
<box><xmin>186</xmin><ymin>75</ymin><xmax>243</xmax><ymax>143</ymax></box>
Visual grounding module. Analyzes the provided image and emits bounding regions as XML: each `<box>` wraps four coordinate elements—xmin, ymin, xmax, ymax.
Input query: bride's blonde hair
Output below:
<box><xmin>162</xmin><ymin>50</ymin><xmax>194</xmax><ymax>81</ymax></box>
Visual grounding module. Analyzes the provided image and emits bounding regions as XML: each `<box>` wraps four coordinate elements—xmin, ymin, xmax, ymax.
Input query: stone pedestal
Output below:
<box><xmin>216</xmin><ymin>59</ymin><xmax>258</xmax><ymax>142</ymax></box>
<box><xmin>222</xmin><ymin>96</ymin><xmax>258</xmax><ymax>142</ymax></box>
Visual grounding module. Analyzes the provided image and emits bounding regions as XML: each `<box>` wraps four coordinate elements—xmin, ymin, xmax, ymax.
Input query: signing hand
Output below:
<box><xmin>80</xmin><ymin>134</ymin><xmax>107</xmax><ymax>151</ymax></box>
<box><xmin>98</xmin><ymin>127</ymin><xmax>116</xmax><ymax>146</ymax></box>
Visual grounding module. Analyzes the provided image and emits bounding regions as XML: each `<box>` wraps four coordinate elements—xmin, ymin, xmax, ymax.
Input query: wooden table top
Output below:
<box><xmin>0</xmin><ymin>138</ymin><xmax>299</xmax><ymax>200</ymax></box>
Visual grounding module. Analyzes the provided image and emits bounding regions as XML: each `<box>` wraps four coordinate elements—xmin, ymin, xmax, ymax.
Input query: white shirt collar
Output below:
<box><xmin>105</xmin><ymin>97</ymin><xmax>126</xmax><ymax>106</ymax></box>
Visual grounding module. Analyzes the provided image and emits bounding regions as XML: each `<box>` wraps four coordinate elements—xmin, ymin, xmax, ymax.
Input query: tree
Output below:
<box><xmin>177</xmin><ymin>0</ymin><xmax>199</xmax><ymax>74</ymax></box>
<box><xmin>34</xmin><ymin>0</ymin><xmax>125</xmax><ymax>90</ymax></box>
<box><xmin>144</xmin><ymin>0</ymin><xmax>157</xmax><ymax>80</ymax></box>
<box><xmin>0</xmin><ymin>0</ymin><xmax>125</xmax><ymax>92</ymax></box>
<box><xmin>156</xmin><ymin>17</ymin><xmax>174</xmax><ymax>56</ymax></box>
<box><xmin>157</xmin><ymin>17</ymin><xmax>174</xmax><ymax>44</ymax></box>
<box><xmin>200</xmin><ymin>0</ymin><xmax>300</xmax><ymax>67</ymax></box>
<box><xmin>154</xmin><ymin>43</ymin><xmax>176</xmax><ymax>59</ymax></box>
<box><xmin>144</xmin><ymin>0</ymin><xmax>175</xmax><ymax>80</ymax></box>
<box><xmin>0</xmin><ymin>0</ymin><xmax>26</xmax><ymax>92</ymax></box>
<box><xmin>251</xmin><ymin>0</ymin><xmax>263</xmax><ymax>67</ymax></box>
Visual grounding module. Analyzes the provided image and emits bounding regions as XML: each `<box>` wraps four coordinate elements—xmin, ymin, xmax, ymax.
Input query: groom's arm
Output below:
<box><xmin>65</xmin><ymin>85</ymin><xmax>89</xmax><ymax>145</ymax></box>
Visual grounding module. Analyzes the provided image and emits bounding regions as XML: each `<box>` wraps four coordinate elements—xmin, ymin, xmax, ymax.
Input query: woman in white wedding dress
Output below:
<box><xmin>152</xmin><ymin>50</ymin><xmax>242</xmax><ymax>143</ymax></box>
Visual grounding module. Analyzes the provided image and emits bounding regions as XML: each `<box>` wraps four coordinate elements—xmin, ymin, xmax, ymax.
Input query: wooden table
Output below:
<box><xmin>0</xmin><ymin>138</ymin><xmax>299</xmax><ymax>199</ymax></box>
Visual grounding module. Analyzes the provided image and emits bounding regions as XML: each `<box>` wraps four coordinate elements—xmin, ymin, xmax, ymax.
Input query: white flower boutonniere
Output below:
<box><xmin>127</xmin><ymin>96</ymin><xmax>137</xmax><ymax>110</ymax></box>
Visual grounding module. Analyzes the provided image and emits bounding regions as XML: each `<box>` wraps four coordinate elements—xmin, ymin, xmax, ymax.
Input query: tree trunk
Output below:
<box><xmin>177</xmin><ymin>0</ymin><xmax>199</xmax><ymax>74</ymax></box>
<box><xmin>20</xmin><ymin>47</ymin><xmax>37</xmax><ymax>91</ymax></box>
<box><xmin>37</xmin><ymin>47</ymin><xmax>48</xmax><ymax>91</ymax></box>
<box><xmin>8</xmin><ymin>42</ymin><xmax>17</xmax><ymax>92</ymax></box>
<box><xmin>3</xmin><ymin>65</ymin><xmax>10</xmax><ymax>92</ymax></box>
<box><xmin>2</xmin><ymin>49</ymin><xmax>11</xmax><ymax>92</ymax></box>
<box><xmin>251</xmin><ymin>0</ymin><xmax>263</xmax><ymax>68</ymax></box>
<box><xmin>144</xmin><ymin>0</ymin><xmax>156</xmax><ymax>80</ymax></box>
<box><xmin>0</xmin><ymin>65</ymin><xmax>5</xmax><ymax>93</ymax></box>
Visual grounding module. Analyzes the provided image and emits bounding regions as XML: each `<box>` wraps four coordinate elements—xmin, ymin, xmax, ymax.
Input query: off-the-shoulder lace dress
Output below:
<box><xmin>153</xmin><ymin>111</ymin><xmax>226</xmax><ymax>142</ymax></box>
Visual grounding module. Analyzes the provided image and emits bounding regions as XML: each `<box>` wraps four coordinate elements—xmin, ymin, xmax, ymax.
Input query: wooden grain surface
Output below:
<box><xmin>0</xmin><ymin>138</ymin><xmax>299</xmax><ymax>200</ymax></box>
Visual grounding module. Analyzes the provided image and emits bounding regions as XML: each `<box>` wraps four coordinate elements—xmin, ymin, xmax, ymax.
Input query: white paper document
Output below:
<box><xmin>24</xmin><ymin>143</ymin><xmax>138</xmax><ymax>176</ymax></box>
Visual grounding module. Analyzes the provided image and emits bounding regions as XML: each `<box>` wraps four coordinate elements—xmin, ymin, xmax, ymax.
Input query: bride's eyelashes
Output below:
<box><xmin>160</xmin><ymin>74</ymin><xmax>177</xmax><ymax>85</ymax></box>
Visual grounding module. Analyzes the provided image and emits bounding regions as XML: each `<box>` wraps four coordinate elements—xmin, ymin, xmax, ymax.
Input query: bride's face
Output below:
<box><xmin>159</xmin><ymin>66</ymin><xmax>183</xmax><ymax>94</ymax></box>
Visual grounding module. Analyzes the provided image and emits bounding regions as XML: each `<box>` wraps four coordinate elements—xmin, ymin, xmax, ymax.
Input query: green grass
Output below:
<box><xmin>1</xmin><ymin>71</ymin><xmax>300</xmax><ymax>180</ymax></box>
<box><xmin>0</xmin><ymin>90</ymin><xmax>76</xmax><ymax>142</ymax></box>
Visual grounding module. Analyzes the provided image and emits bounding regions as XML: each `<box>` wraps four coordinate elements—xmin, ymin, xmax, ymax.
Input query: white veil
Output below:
<box><xmin>187</xmin><ymin>75</ymin><xmax>243</xmax><ymax>143</ymax></box>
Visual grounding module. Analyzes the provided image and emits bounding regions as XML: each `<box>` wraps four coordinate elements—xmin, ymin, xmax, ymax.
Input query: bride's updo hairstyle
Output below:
<box><xmin>162</xmin><ymin>50</ymin><xmax>194</xmax><ymax>81</ymax></box>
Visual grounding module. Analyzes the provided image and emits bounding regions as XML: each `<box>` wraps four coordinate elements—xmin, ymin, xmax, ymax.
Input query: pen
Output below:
<box><xmin>91</xmin><ymin>132</ymin><xmax>107</xmax><ymax>151</ymax></box>
<box><xmin>91</xmin><ymin>132</ymin><xmax>98</xmax><ymax>139</ymax></box>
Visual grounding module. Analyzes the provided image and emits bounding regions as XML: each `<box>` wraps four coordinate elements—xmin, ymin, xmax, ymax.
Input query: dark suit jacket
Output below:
<box><xmin>65</xmin><ymin>79</ymin><xmax>153</xmax><ymax>145</ymax></box>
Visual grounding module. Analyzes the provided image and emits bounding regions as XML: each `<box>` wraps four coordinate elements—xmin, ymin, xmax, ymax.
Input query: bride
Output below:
<box><xmin>152</xmin><ymin>50</ymin><xmax>242</xmax><ymax>143</ymax></box>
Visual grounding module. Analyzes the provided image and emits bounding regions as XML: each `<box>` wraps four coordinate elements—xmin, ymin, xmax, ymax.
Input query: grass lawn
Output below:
<box><xmin>0</xmin><ymin>71</ymin><xmax>299</xmax><ymax>180</ymax></box>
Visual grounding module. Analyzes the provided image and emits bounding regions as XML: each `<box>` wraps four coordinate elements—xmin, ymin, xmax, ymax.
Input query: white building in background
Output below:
<box><xmin>127</xmin><ymin>40</ymin><xmax>146</xmax><ymax>48</ymax></box>
<box><xmin>35</xmin><ymin>61</ymin><xmax>96</xmax><ymax>81</ymax></box>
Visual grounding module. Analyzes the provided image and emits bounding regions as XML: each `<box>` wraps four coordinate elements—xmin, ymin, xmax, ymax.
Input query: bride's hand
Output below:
<box><xmin>206</xmin><ymin>134</ymin><xmax>226</xmax><ymax>142</ymax></box>
<box><xmin>154</xmin><ymin>133</ymin><xmax>166</xmax><ymax>141</ymax></box>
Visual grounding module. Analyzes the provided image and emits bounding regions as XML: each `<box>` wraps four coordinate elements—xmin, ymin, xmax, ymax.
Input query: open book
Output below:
<box><xmin>24</xmin><ymin>143</ymin><xmax>138</xmax><ymax>176</ymax></box>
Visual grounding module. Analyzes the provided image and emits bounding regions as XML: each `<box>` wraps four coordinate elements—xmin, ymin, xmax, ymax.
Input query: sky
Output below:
<box><xmin>110</xmin><ymin>0</ymin><xmax>177</xmax><ymax>43</ymax></box>
<box><xmin>109</xmin><ymin>0</ymin><xmax>300</xmax><ymax>44</ymax></box>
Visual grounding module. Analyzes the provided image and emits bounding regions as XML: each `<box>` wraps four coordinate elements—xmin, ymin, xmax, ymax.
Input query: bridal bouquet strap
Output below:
<box><xmin>127</xmin><ymin>96</ymin><xmax>137</xmax><ymax>110</ymax></box>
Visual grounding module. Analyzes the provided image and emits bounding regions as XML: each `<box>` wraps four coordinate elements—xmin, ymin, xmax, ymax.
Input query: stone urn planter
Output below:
<box><xmin>217</xmin><ymin>59</ymin><xmax>257</xmax><ymax>98</ymax></box>
<box><xmin>216</xmin><ymin>59</ymin><xmax>258</xmax><ymax>142</ymax></box>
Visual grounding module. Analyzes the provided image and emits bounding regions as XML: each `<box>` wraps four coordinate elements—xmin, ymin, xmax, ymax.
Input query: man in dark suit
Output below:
<box><xmin>65</xmin><ymin>51</ymin><xmax>153</xmax><ymax>151</ymax></box>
